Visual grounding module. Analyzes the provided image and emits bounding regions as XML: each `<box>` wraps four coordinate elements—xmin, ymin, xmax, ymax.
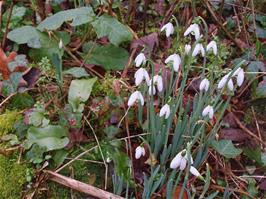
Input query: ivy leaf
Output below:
<box><xmin>37</xmin><ymin>7</ymin><xmax>95</xmax><ymax>31</ymax></box>
<box><xmin>24</xmin><ymin>125</ymin><xmax>69</xmax><ymax>151</ymax></box>
<box><xmin>82</xmin><ymin>43</ymin><xmax>129</xmax><ymax>71</ymax></box>
<box><xmin>92</xmin><ymin>14</ymin><xmax>133</xmax><ymax>46</ymax></box>
<box><xmin>210</xmin><ymin>139</ymin><xmax>242</xmax><ymax>158</ymax></box>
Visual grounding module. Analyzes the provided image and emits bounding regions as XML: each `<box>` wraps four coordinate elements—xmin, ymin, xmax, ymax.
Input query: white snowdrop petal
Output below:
<box><xmin>207</xmin><ymin>41</ymin><xmax>218</xmax><ymax>55</ymax></box>
<box><xmin>185</xmin><ymin>44</ymin><xmax>191</xmax><ymax>54</ymax></box>
<box><xmin>128</xmin><ymin>91</ymin><xmax>139</xmax><ymax>107</ymax></box>
<box><xmin>218</xmin><ymin>76</ymin><xmax>228</xmax><ymax>89</ymax></box>
<box><xmin>141</xmin><ymin>147</ymin><xmax>146</xmax><ymax>156</ymax></box>
<box><xmin>237</xmin><ymin>69</ymin><xmax>244</xmax><ymax>87</ymax></box>
<box><xmin>208</xmin><ymin>106</ymin><xmax>214</xmax><ymax>119</ymax></box>
<box><xmin>165</xmin><ymin>108</ymin><xmax>171</xmax><ymax>119</ymax></box>
<box><xmin>199</xmin><ymin>78</ymin><xmax>209</xmax><ymax>92</ymax></box>
<box><xmin>200</xmin><ymin>44</ymin><xmax>205</xmax><ymax>57</ymax></box>
<box><xmin>161</xmin><ymin>22</ymin><xmax>174</xmax><ymax>37</ymax></box>
<box><xmin>148</xmin><ymin>85</ymin><xmax>156</xmax><ymax>96</ymax></box>
<box><xmin>156</xmin><ymin>76</ymin><xmax>163</xmax><ymax>92</ymax></box>
<box><xmin>233</xmin><ymin>68</ymin><xmax>241</xmax><ymax>77</ymax></box>
<box><xmin>227</xmin><ymin>79</ymin><xmax>234</xmax><ymax>91</ymax></box>
<box><xmin>202</xmin><ymin>105</ymin><xmax>210</xmax><ymax>117</ymax></box>
<box><xmin>192</xmin><ymin>44</ymin><xmax>200</xmax><ymax>57</ymax></box>
<box><xmin>160</xmin><ymin>104</ymin><xmax>170</xmax><ymax>119</ymax></box>
<box><xmin>59</xmin><ymin>39</ymin><xmax>63</xmax><ymax>49</ymax></box>
<box><xmin>135</xmin><ymin>70</ymin><xmax>144</xmax><ymax>86</ymax></box>
<box><xmin>165</xmin><ymin>54</ymin><xmax>181</xmax><ymax>72</ymax></box>
<box><xmin>135</xmin><ymin>146</ymin><xmax>143</xmax><ymax>159</ymax></box>
<box><xmin>179</xmin><ymin>158</ymin><xmax>187</xmax><ymax>170</ymax></box>
<box><xmin>135</xmin><ymin>53</ymin><xmax>146</xmax><ymax>67</ymax></box>
<box><xmin>138</xmin><ymin>92</ymin><xmax>145</xmax><ymax>106</ymax></box>
<box><xmin>190</xmin><ymin>166</ymin><xmax>201</xmax><ymax>177</ymax></box>
<box><xmin>170</xmin><ymin>155</ymin><xmax>182</xmax><ymax>169</ymax></box>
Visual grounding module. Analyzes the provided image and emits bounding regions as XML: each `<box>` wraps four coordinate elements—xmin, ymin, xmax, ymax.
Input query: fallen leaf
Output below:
<box><xmin>66</xmin><ymin>128</ymin><xmax>88</xmax><ymax>149</ymax></box>
<box><xmin>131</xmin><ymin>33</ymin><xmax>159</xmax><ymax>52</ymax></box>
<box><xmin>0</xmin><ymin>48</ymin><xmax>17</xmax><ymax>79</ymax></box>
<box><xmin>22</xmin><ymin>67</ymin><xmax>41</xmax><ymax>88</ymax></box>
<box><xmin>259</xmin><ymin>179</ymin><xmax>266</xmax><ymax>190</ymax></box>
<box><xmin>172</xmin><ymin>186</ymin><xmax>188</xmax><ymax>199</ymax></box>
<box><xmin>220</xmin><ymin>128</ymin><xmax>249</xmax><ymax>142</ymax></box>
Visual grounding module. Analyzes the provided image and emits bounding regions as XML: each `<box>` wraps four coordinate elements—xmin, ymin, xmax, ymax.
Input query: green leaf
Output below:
<box><xmin>92</xmin><ymin>14</ymin><xmax>133</xmax><ymax>46</ymax></box>
<box><xmin>63</xmin><ymin>67</ymin><xmax>89</xmax><ymax>78</ymax></box>
<box><xmin>243</xmin><ymin>147</ymin><xmax>266</xmax><ymax>166</ymax></box>
<box><xmin>210</xmin><ymin>139</ymin><xmax>242</xmax><ymax>158</ymax></box>
<box><xmin>83</xmin><ymin>43</ymin><xmax>129</xmax><ymax>70</ymax></box>
<box><xmin>37</xmin><ymin>7</ymin><xmax>95</xmax><ymax>31</ymax></box>
<box><xmin>25</xmin><ymin>125</ymin><xmax>69</xmax><ymax>151</ymax></box>
<box><xmin>51</xmin><ymin>53</ymin><xmax>63</xmax><ymax>84</ymax></box>
<box><xmin>7</xmin><ymin>26</ymin><xmax>40</xmax><ymax>44</ymax></box>
<box><xmin>52</xmin><ymin>150</ymin><xmax>69</xmax><ymax>166</ymax></box>
<box><xmin>26</xmin><ymin>144</ymin><xmax>46</xmax><ymax>164</ymax></box>
<box><xmin>1</xmin><ymin>72</ymin><xmax>23</xmax><ymax>96</ymax></box>
<box><xmin>247</xmin><ymin>61</ymin><xmax>265</xmax><ymax>79</ymax></box>
<box><xmin>29</xmin><ymin>31</ymin><xmax>70</xmax><ymax>61</ymax></box>
<box><xmin>256</xmin><ymin>78</ymin><xmax>266</xmax><ymax>98</ymax></box>
<box><xmin>68</xmin><ymin>78</ymin><xmax>97</xmax><ymax>112</ymax></box>
<box><xmin>7</xmin><ymin>26</ymin><xmax>70</xmax><ymax>61</ymax></box>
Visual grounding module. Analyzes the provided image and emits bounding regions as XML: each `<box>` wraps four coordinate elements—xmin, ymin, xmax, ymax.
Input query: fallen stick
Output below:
<box><xmin>45</xmin><ymin>170</ymin><xmax>125</xmax><ymax>199</ymax></box>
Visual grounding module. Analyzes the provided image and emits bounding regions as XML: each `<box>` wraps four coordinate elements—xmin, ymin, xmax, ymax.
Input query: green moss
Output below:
<box><xmin>0</xmin><ymin>154</ymin><xmax>27</xmax><ymax>199</ymax></box>
<box><xmin>0</xmin><ymin>110</ymin><xmax>21</xmax><ymax>136</ymax></box>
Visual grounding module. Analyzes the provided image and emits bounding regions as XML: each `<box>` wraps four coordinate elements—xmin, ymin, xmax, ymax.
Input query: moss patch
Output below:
<box><xmin>0</xmin><ymin>110</ymin><xmax>21</xmax><ymax>136</ymax></box>
<box><xmin>0</xmin><ymin>154</ymin><xmax>27</xmax><ymax>199</ymax></box>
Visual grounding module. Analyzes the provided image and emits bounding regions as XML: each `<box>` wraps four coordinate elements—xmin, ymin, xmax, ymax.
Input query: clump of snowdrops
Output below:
<box><xmin>125</xmin><ymin>17</ymin><xmax>245</xmax><ymax>198</ymax></box>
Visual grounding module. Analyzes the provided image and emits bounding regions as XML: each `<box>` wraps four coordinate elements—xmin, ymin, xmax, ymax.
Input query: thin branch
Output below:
<box><xmin>45</xmin><ymin>170</ymin><xmax>125</xmax><ymax>199</ymax></box>
<box><xmin>1</xmin><ymin>2</ymin><xmax>14</xmax><ymax>48</ymax></box>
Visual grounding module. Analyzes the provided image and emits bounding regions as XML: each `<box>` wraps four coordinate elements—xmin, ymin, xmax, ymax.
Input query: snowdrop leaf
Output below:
<box><xmin>92</xmin><ymin>14</ymin><xmax>133</xmax><ymax>46</ymax></box>
<box><xmin>210</xmin><ymin>139</ymin><xmax>242</xmax><ymax>158</ymax></box>
<box><xmin>83</xmin><ymin>43</ymin><xmax>129</xmax><ymax>71</ymax></box>
<box><xmin>37</xmin><ymin>7</ymin><xmax>95</xmax><ymax>31</ymax></box>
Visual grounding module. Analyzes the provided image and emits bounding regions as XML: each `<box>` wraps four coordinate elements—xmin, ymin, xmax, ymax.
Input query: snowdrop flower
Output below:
<box><xmin>206</xmin><ymin>41</ymin><xmax>218</xmax><ymax>55</ymax></box>
<box><xmin>159</xmin><ymin>104</ymin><xmax>171</xmax><ymax>119</ymax></box>
<box><xmin>149</xmin><ymin>75</ymin><xmax>163</xmax><ymax>92</ymax></box>
<box><xmin>134</xmin><ymin>68</ymin><xmax>150</xmax><ymax>86</ymax></box>
<box><xmin>59</xmin><ymin>39</ymin><xmax>63</xmax><ymax>49</ymax></box>
<box><xmin>202</xmin><ymin>105</ymin><xmax>214</xmax><ymax>119</ymax></box>
<box><xmin>185</xmin><ymin>44</ymin><xmax>191</xmax><ymax>54</ymax></box>
<box><xmin>233</xmin><ymin>68</ymin><xmax>245</xmax><ymax>87</ymax></box>
<box><xmin>134</xmin><ymin>53</ymin><xmax>146</xmax><ymax>67</ymax></box>
<box><xmin>199</xmin><ymin>78</ymin><xmax>210</xmax><ymax>92</ymax></box>
<box><xmin>165</xmin><ymin>54</ymin><xmax>181</xmax><ymax>72</ymax></box>
<box><xmin>184</xmin><ymin>24</ymin><xmax>201</xmax><ymax>40</ymax></box>
<box><xmin>148</xmin><ymin>85</ymin><xmax>156</xmax><ymax>95</ymax></box>
<box><xmin>135</xmin><ymin>146</ymin><xmax>145</xmax><ymax>159</ymax></box>
<box><xmin>190</xmin><ymin>166</ymin><xmax>202</xmax><ymax>178</ymax></box>
<box><xmin>128</xmin><ymin>91</ymin><xmax>144</xmax><ymax>107</ymax></box>
<box><xmin>161</xmin><ymin>22</ymin><xmax>174</xmax><ymax>37</ymax></box>
<box><xmin>170</xmin><ymin>150</ymin><xmax>193</xmax><ymax>170</ymax></box>
<box><xmin>192</xmin><ymin>43</ymin><xmax>205</xmax><ymax>57</ymax></box>
<box><xmin>217</xmin><ymin>74</ymin><xmax>234</xmax><ymax>91</ymax></box>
